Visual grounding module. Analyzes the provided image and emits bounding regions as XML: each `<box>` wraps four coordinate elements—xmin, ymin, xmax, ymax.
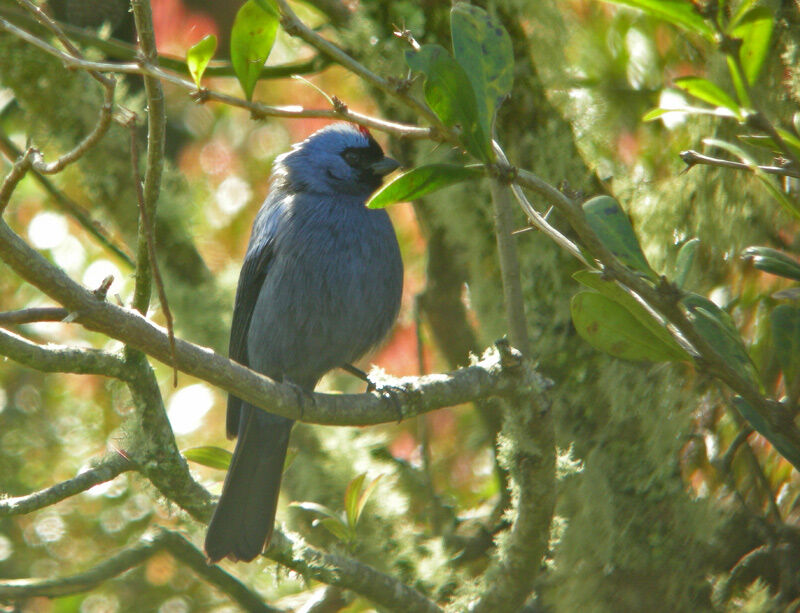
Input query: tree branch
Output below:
<box><xmin>0</xmin><ymin>130</ymin><xmax>135</xmax><ymax>267</ymax></box>
<box><xmin>267</xmin><ymin>531</ymin><xmax>442</xmax><ymax>613</ymax></box>
<box><xmin>680</xmin><ymin>149</ymin><xmax>800</xmax><ymax>179</ymax></box>
<box><xmin>0</xmin><ymin>528</ymin><xmax>280</xmax><ymax>612</ymax></box>
<box><xmin>0</xmin><ymin>453</ymin><xmax>133</xmax><ymax>517</ymax></box>
<box><xmin>0</xmin><ymin>218</ymin><xmax>534</xmax><ymax>426</ymax></box>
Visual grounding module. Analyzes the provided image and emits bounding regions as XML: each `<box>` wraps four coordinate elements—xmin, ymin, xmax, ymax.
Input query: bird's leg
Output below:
<box><xmin>341</xmin><ymin>363</ymin><xmax>374</xmax><ymax>390</ymax></box>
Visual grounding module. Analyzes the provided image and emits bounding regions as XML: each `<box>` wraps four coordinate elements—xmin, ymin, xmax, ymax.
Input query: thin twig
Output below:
<box><xmin>680</xmin><ymin>149</ymin><xmax>800</xmax><ymax>179</ymax></box>
<box><xmin>0</xmin><ymin>146</ymin><xmax>32</xmax><ymax>215</ymax></box>
<box><xmin>0</xmin><ymin>306</ymin><xmax>69</xmax><ymax>324</ymax></box>
<box><xmin>0</xmin><ymin>130</ymin><xmax>135</xmax><ymax>267</ymax></box>
<box><xmin>0</xmin><ymin>17</ymin><xmax>432</xmax><ymax>140</ymax></box>
<box><xmin>0</xmin><ymin>453</ymin><xmax>133</xmax><ymax>516</ymax></box>
<box><xmin>128</xmin><ymin>120</ymin><xmax>177</xmax><ymax>386</ymax></box>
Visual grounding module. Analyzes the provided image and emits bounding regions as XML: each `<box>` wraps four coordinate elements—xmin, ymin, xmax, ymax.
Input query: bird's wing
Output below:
<box><xmin>226</xmin><ymin>211</ymin><xmax>276</xmax><ymax>438</ymax></box>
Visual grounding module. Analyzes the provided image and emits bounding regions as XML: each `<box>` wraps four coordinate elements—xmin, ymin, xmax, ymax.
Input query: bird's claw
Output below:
<box><xmin>369</xmin><ymin>381</ymin><xmax>405</xmax><ymax>422</ymax></box>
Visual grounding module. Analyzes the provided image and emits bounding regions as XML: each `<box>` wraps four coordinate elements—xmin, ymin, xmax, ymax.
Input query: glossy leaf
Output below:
<box><xmin>683</xmin><ymin>293</ymin><xmax>761</xmax><ymax>389</ymax></box>
<box><xmin>367</xmin><ymin>164</ymin><xmax>483</xmax><ymax>209</ymax></box>
<box><xmin>573</xmin><ymin>270</ymin><xmax>690</xmax><ymax>361</ymax></box>
<box><xmin>355</xmin><ymin>474</ymin><xmax>382</xmax><ymax>527</ymax></box>
<box><xmin>771</xmin><ymin>305</ymin><xmax>800</xmax><ymax>389</ymax></box>
<box><xmin>674</xmin><ymin>238</ymin><xmax>700</xmax><ymax>288</ymax></box>
<box><xmin>182</xmin><ymin>446</ymin><xmax>231</xmax><ymax>470</ymax></box>
<box><xmin>643</xmin><ymin>106</ymin><xmax>737</xmax><ymax>121</ymax></box>
<box><xmin>450</xmin><ymin>3</ymin><xmax>513</xmax><ymax>134</ymax></box>
<box><xmin>230</xmin><ymin>0</ymin><xmax>279</xmax><ymax>100</ymax></box>
<box><xmin>406</xmin><ymin>44</ymin><xmax>493</xmax><ymax>162</ymax></box>
<box><xmin>732</xmin><ymin>396</ymin><xmax>800</xmax><ymax>471</ymax></box>
<box><xmin>731</xmin><ymin>7</ymin><xmax>774</xmax><ymax>85</ymax></box>
<box><xmin>186</xmin><ymin>35</ymin><xmax>217</xmax><ymax>87</ymax></box>
<box><xmin>673</xmin><ymin>77</ymin><xmax>740</xmax><ymax>116</ymax></box>
<box><xmin>582</xmin><ymin>195</ymin><xmax>655</xmax><ymax>278</ymax></box>
<box><xmin>598</xmin><ymin>0</ymin><xmax>714</xmax><ymax>39</ymax></box>
<box><xmin>774</xmin><ymin>127</ymin><xmax>800</xmax><ymax>162</ymax></box>
<box><xmin>570</xmin><ymin>291</ymin><xmax>688</xmax><ymax>362</ymax></box>
<box><xmin>742</xmin><ymin>247</ymin><xmax>800</xmax><ymax>282</ymax></box>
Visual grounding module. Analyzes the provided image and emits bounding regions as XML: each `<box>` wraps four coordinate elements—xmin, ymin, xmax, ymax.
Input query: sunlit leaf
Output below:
<box><xmin>582</xmin><ymin>195</ymin><xmax>656</xmax><ymax>278</ymax></box>
<box><xmin>573</xmin><ymin>270</ymin><xmax>690</xmax><ymax>361</ymax></box>
<box><xmin>344</xmin><ymin>473</ymin><xmax>367</xmax><ymax>529</ymax></box>
<box><xmin>355</xmin><ymin>474</ymin><xmax>383</xmax><ymax>526</ymax></box>
<box><xmin>230</xmin><ymin>0</ymin><xmax>279</xmax><ymax>100</ymax></box>
<box><xmin>643</xmin><ymin>106</ymin><xmax>737</xmax><ymax>121</ymax></box>
<box><xmin>182</xmin><ymin>446</ymin><xmax>231</xmax><ymax>470</ymax></box>
<box><xmin>450</xmin><ymin>3</ymin><xmax>514</xmax><ymax>134</ymax></box>
<box><xmin>774</xmin><ymin>127</ymin><xmax>800</xmax><ymax>162</ymax></box>
<box><xmin>367</xmin><ymin>164</ymin><xmax>483</xmax><ymax>209</ymax></box>
<box><xmin>186</xmin><ymin>35</ymin><xmax>217</xmax><ymax>87</ymax></box>
<box><xmin>674</xmin><ymin>238</ymin><xmax>700</xmax><ymax>289</ymax></box>
<box><xmin>406</xmin><ymin>44</ymin><xmax>493</xmax><ymax>161</ymax></box>
<box><xmin>732</xmin><ymin>396</ymin><xmax>800</xmax><ymax>471</ymax></box>
<box><xmin>571</xmin><ymin>290</ymin><xmax>688</xmax><ymax>362</ymax></box>
<box><xmin>742</xmin><ymin>247</ymin><xmax>800</xmax><ymax>282</ymax></box>
<box><xmin>771</xmin><ymin>305</ymin><xmax>800</xmax><ymax>390</ymax></box>
<box><xmin>598</xmin><ymin>0</ymin><xmax>714</xmax><ymax>39</ymax></box>
<box><xmin>731</xmin><ymin>7</ymin><xmax>774</xmax><ymax>85</ymax></box>
<box><xmin>673</xmin><ymin>77</ymin><xmax>740</xmax><ymax>116</ymax></box>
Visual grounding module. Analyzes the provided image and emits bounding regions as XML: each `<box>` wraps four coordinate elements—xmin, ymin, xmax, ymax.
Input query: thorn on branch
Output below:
<box><xmin>92</xmin><ymin>275</ymin><xmax>114</xmax><ymax>301</ymax></box>
<box><xmin>392</xmin><ymin>26</ymin><xmax>421</xmax><ymax>51</ymax></box>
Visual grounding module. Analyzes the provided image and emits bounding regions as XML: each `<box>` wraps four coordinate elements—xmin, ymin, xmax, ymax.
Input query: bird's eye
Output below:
<box><xmin>342</xmin><ymin>150</ymin><xmax>361</xmax><ymax>166</ymax></box>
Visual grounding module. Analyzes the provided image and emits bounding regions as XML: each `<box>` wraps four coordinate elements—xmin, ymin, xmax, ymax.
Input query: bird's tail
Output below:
<box><xmin>205</xmin><ymin>407</ymin><xmax>293</xmax><ymax>563</ymax></box>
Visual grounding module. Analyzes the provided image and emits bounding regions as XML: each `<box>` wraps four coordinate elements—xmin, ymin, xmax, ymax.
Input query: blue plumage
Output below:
<box><xmin>205</xmin><ymin>124</ymin><xmax>403</xmax><ymax>563</ymax></box>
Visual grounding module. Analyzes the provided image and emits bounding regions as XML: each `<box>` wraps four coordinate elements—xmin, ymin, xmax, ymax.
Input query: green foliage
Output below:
<box><xmin>742</xmin><ymin>246</ymin><xmax>800</xmax><ymax>282</ymax></box>
<box><xmin>186</xmin><ymin>35</ymin><xmax>217</xmax><ymax>87</ymax></box>
<box><xmin>367</xmin><ymin>164</ymin><xmax>483</xmax><ymax>209</ymax></box>
<box><xmin>582</xmin><ymin>195</ymin><xmax>656</xmax><ymax>278</ymax></box>
<box><xmin>599</xmin><ymin>0</ymin><xmax>714</xmax><ymax>39</ymax></box>
<box><xmin>230</xmin><ymin>0</ymin><xmax>279</xmax><ymax>100</ymax></box>
<box><xmin>731</xmin><ymin>7</ymin><xmax>774</xmax><ymax>85</ymax></box>
<box><xmin>182</xmin><ymin>446</ymin><xmax>231</xmax><ymax>470</ymax></box>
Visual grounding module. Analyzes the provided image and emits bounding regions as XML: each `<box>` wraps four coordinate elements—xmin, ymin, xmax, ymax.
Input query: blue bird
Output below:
<box><xmin>205</xmin><ymin>123</ymin><xmax>403</xmax><ymax>563</ymax></box>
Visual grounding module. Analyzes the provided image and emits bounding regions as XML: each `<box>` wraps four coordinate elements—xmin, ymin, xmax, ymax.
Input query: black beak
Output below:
<box><xmin>370</xmin><ymin>157</ymin><xmax>401</xmax><ymax>176</ymax></box>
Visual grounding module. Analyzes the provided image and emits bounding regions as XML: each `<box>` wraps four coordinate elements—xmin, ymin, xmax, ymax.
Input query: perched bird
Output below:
<box><xmin>204</xmin><ymin>123</ymin><xmax>403</xmax><ymax>563</ymax></box>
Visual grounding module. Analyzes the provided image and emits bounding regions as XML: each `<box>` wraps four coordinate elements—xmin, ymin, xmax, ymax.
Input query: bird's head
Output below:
<box><xmin>273</xmin><ymin>123</ymin><xmax>400</xmax><ymax>197</ymax></box>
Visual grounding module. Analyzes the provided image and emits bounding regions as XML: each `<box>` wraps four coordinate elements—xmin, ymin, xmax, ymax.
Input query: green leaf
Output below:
<box><xmin>406</xmin><ymin>44</ymin><xmax>493</xmax><ymax>162</ymax></box>
<box><xmin>732</xmin><ymin>396</ymin><xmax>800</xmax><ymax>471</ymax></box>
<box><xmin>450</xmin><ymin>3</ymin><xmax>514</xmax><ymax>135</ymax></box>
<box><xmin>643</xmin><ymin>106</ymin><xmax>737</xmax><ymax>121</ymax></box>
<box><xmin>729</xmin><ymin>0</ymin><xmax>758</xmax><ymax>29</ymax></box>
<box><xmin>674</xmin><ymin>238</ymin><xmax>700</xmax><ymax>288</ymax></box>
<box><xmin>290</xmin><ymin>501</ymin><xmax>342</xmax><ymax>522</ymax></box>
<box><xmin>573</xmin><ymin>270</ymin><xmax>690</xmax><ymax>361</ymax></box>
<box><xmin>344</xmin><ymin>473</ymin><xmax>366</xmax><ymax>529</ymax></box>
<box><xmin>582</xmin><ymin>195</ymin><xmax>656</xmax><ymax>278</ymax></box>
<box><xmin>771</xmin><ymin>305</ymin><xmax>800</xmax><ymax>389</ymax></box>
<box><xmin>290</xmin><ymin>501</ymin><xmax>351</xmax><ymax>542</ymax></box>
<box><xmin>731</xmin><ymin>7</ymin><xmax>774</xmax><ymax>85</ymax></box>
<box><xmin>355</xmin><ymin>474</ymin><xmax>383</xmax><ymax>526</ymax></box>
<box><xmin>673</xmin><ymin>77</ymin><xmax>740</xmax><ymax>116</ymax></box>
<box><xmin>742</xmin><ymin>247</ymin><xmax>800</xmax><ymax>282</ymax></box>
<box><xmin>682</xmin><ymin>293</ymin><xmax>762</xmax><ymax>388</ymax></box>
<box><xmin>186</xmin><ymin>34</ymin><xmax>217</xmax><ymax>87</ymax></box>
<box><xmin>230</xmin><ymin>0</ymin><xmax>279</xmax><ymax>100</ymax></box>
<box><xmin>737</xmin><ymin>134</ymin><xmax>779</xmax><ymax>151</ymax></box>
<box><xmin>774</xmin><ymin>127</ymin><xmax>800</xmax><ymax>162</ymax></box>
<box><xmin>570</xmin><ymin>290</ymin><xmax>688</xmax><ymax>362</ymax></box>
<box><xmin>182</xmin><ymin>446</ymin><xmax>232</xmax><ymax>470</ymax></box>
<box><xmin>598</xmin><ymin>0</ymin><xmax>714</xmax><ymax>39</ymax></box>
<box><xmin>367</xmin><ymin>164</ymin><xmax>483</xmax><ymax>209</ymax></box>
<box><xmin>318</xmin><ymin>517</ymin><xmax>351</xmax><ymax>542</ymax></box>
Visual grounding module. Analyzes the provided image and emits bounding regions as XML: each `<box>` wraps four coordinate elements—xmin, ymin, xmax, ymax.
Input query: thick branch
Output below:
<box><xmin>0</xmin><ymin>529</ymin><xmax>279</xmax><ymax>612</ymax></box>
<box><xmin>0</xmin><ymin>453</ymin><xmax>133</xmax><ymax>516</ymax></box>
<box><xmin>0</xmin><ymin>326</ymin><xmax>131</xmax><ymax>379</ymax></box>
<box><xmin>0</xmin><ymin>219</ymin><xmax>530</xmax><ymax>426</ymax></box>
<box><xmin>267</xmin><ymin>531</ymin><xmax>441</xmax><ymax>613</ymax></box>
